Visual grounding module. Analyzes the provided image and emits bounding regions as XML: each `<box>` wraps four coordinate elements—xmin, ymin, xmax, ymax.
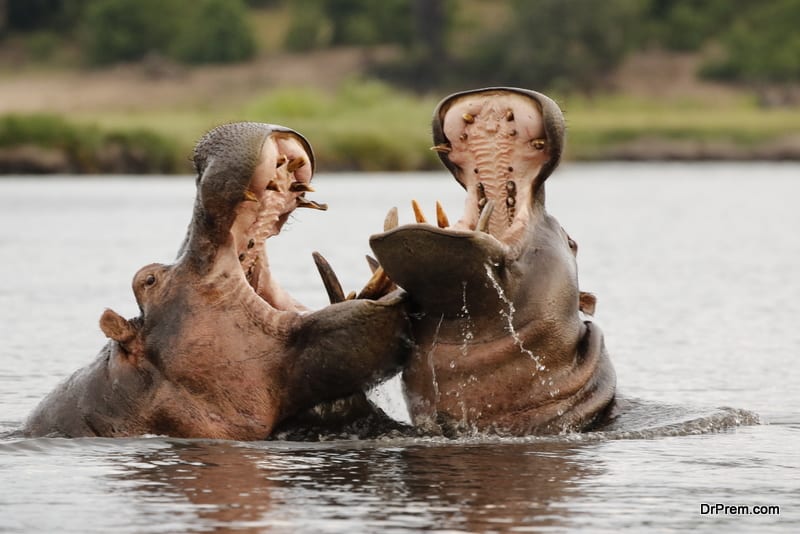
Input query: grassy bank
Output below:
<box><xmin>2</xmin><ymin>82</ymin><xmax>800</xmax><ymax>174</ymax></box>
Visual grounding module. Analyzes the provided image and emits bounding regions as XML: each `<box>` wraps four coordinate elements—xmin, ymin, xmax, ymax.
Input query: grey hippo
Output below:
<box><xmin>23</xmin><ymin>122</ymin><xmax>410</xmax><ymax>439</ymax></box>
<box><xmin>370</xmin><ymin>88</ymin><xmax>616</xmax><ymax>435</ymax></box>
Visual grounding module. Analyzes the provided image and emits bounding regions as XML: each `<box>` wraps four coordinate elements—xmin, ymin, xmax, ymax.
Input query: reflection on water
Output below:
<box><xmin>1</xmin><ymin>165</ymin><xmax>799</xmax><ymax>532</ymax></box>
<box><xmin>103</xmin><ymin>439</ymin><xmax>595</xmax><ymax>533</ymax></box>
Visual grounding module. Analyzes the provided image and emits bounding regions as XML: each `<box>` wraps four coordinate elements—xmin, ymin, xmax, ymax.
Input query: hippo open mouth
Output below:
<box><xmin>370</xmin><ymin>87</ymin><xmax>573</xmax><ymax>317</ymax></box>
<box><xmin>180</xmin><ymin>122</ymin><xmax>327</xmax><ymax>313</ymax></box>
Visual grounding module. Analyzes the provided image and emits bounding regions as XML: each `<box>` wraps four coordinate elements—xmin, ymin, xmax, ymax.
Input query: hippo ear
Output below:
<box><xmin>99</xmin><ymin>309</ymin><xmax>137</xmax><ymax>344</ymax></box>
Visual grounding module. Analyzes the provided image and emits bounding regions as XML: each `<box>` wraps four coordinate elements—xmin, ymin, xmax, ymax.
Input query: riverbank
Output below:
<box><xmin>1</xmin><ymin>49</ymin><xmax>799</xmax><ymax>173</ymax></box>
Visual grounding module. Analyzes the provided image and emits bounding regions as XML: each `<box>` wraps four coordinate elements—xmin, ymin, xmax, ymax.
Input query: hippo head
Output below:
<box><xmin>370</xmin><ymin>87</ymin><xmax>580</xmax><ymax>323</ymax></box>
<box><xmin>369</xmin><ymin>89</ymin><xmax>613</xmax><ymax>435</ymax></box>
<box><xmin>24</xmin><ymin>123</ymin><xmax>410</xmax><ymax>439</ymax></box>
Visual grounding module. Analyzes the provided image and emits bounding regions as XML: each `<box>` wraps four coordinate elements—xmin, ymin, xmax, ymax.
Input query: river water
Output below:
<box><xmin>0</xmin><ymin>164</ymin><xmax>797</xmax><ymax>532</ymax></box>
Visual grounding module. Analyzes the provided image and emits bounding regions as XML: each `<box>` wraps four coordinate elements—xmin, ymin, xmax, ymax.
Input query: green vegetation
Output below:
<box><xmin>5</xmin><ymin>84</ymin><xmax>797</xmax><ymax>173</ymax></box>
<box><xmin>0</xmin><ymin>114</ymin><xmax>180</xmax><ymax>173</ymax></box>
<box><xmin>1</xmin><ymin>1</ymin><xmax>799</xmax><ymax>172</ymax></box>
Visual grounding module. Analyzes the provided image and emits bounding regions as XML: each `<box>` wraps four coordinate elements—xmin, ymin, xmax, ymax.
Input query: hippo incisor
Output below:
<box><xmin>370</xmin><ymin>88</ymin><xmax>616</xmax><ymax>435</ymax></box>
<box><xmin>23</xmin><ymin>122</ymin><xmax>410</xmax><ymax>439</ymax></box>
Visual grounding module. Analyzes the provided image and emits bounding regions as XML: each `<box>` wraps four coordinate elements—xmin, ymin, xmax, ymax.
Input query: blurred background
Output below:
<box><xmin>0</xmin><ymin>0</ymin><xmax>798</xmax><ymax>173</ymax></box>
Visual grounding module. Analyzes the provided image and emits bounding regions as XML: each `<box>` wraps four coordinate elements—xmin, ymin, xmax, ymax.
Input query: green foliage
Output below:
<box><xmin>284</xmin><ymin>0</ymin><xmax>331</xmax><ymax>52</ymax></box>
<box><xmin>170</xmin><ymin>0</ymin><xmax>256</xmax><ymax>64</ymax></box>
<box><xmin>81</xmin><ymin>0</ymin><xmax>255</xmax><ymax>65</ymax></box>
<box><xmin>284</xmin><ymin>0</ymin><xmax>411</xmax><ymax>50</ymax></box>
<box><xmin>81</xmin><ymin>0</ymin><xmax>180</xmax><ymax>65</ymax></box>
<box><xmin>702</xmin><ymin>0</ymin><xmax>800</xmax><ymax>84</ymax></box>
<box><xmin>642</xmin><ymin>0</ymin><xmax>740</xmax><ymax>51</ymax></box>
<box><xmin>463</xmin><ymin>0</ymin><xmax>644</xmax><ymax>93</ymax></box>
<box><xmin>0</xmin><ymin>114</ymin><xmax>180</xmax><ymax>173</ymax></box>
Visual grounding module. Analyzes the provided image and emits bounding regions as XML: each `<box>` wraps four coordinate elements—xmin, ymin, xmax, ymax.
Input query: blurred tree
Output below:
<box><xmin>171</xmin><ymin>0</ymin><xmax>256</xmax><ymax>64</ymax></box>
<box><xmin>82</xmin><ymin>0</ymin><xmax>180</xmax><ymax>65</ymax></box>
<box><xmin>285</xmin><ymin>0</ymin><xmax>411</xmax><ymax>50</ymax></box>
<box><xmin>5</xmin><ymin>0</ymin><xmax>83</xmax><ymax>32</ymax></box>
<box><xmin>463</xmin><ymin>0</ymin><xmax>643</xmax><ymax>93</ymax></box>
<box><xmin>82</xmin><ymin>0</ymin><xmax>256</xmax><ymax>65</ymax></box>
<box><xmin>642</xmin><ymin>0</ymin><xmax>741</xmax><ymax>51</ymax></box>
<box><xmin>702</xmin><ymin>0</ymin><xmax>800</xmax><ymax>84</ymax></box>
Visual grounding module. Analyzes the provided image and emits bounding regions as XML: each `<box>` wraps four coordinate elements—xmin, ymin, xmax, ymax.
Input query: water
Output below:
<box><xmin>1</xmin><ymin>163</ymin><xmax>798</xmax><ymax>532</ymax></box>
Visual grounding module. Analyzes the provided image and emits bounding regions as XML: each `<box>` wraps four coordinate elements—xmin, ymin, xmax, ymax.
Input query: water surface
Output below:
<box><xmin>1</xmin><ymin>164</ymin><xmax>797</xmax><ymax>532</ymax></box>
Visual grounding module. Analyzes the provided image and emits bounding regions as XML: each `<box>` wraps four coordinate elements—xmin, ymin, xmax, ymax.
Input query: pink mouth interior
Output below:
<box><xmin>439</xmin><ymin>91</ymin><xmax>551</xmax><ymax>244</ymax></box>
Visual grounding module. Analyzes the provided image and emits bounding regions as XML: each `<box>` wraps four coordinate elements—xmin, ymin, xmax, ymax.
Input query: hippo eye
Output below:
<box><xmin>145</xmin><ymin>274</ymin><xmax>156</xmax><ymax>286</ymax></box>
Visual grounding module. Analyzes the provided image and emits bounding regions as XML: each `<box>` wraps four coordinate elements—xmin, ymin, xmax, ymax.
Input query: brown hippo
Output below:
<box><xmin>23</xmin><ymin>122</ymin><xmax>410</xmax><ymax>440</ymax></box>
<box><xmin>370</xmin><ymin>88</ymin><xmax>615</xmax><ymax>435</ymax></box>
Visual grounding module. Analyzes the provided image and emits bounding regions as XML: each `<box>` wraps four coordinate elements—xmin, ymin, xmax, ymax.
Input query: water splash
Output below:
<box><xmin>483</xmin><ymin>264</ymin><xmax>546</xmax><ymax>376</ymax></box>
<box><xmin>458</xmin><ymin>281</ymin><xmax>474</xmax><ymax>359</ymax></box>
<box><xmin>426</xmin><ymin>314</ymin><xmax>444</xmax><ymax>404</ymax></box>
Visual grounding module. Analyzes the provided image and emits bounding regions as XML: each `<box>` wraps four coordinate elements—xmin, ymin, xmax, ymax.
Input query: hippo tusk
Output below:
<box><xmin>365</xmin><ymin>255</ymin><xmax>380</xmax><ymax>274</ymax></box>
<box><xmin>297</xmin><ymin>198</ymin><xmax>328</xmax><ymax>211</ymax></box>
<box><xmin>312</xmin><ymin>252</ymin><xmax>346</xmax><ymax>304</ymax></box>
<box><xmin>435</xmin><ymin>201</ymin><xmax>450</xmax><ymax>228</ymax></box>
<box><xmin>411</xmin><ymin>199</ymin><xmax>427</xmax><ymax>224</ymax></box>
<box><xmin>384</xmin><ymin>207</ymin><xmax>399</xmax><ymax>231</ymax></box>
<box><xmin>476</xmin><ymin>199</ymin><xmax>495</xmax><ymax>233</ymax></box>
<box><xmin>289</xmin><ymin>182</ymin><xmax>315</xmax><ymax>193</ymax></box>
<box><xmin>430</xmin><ymin>143</ymin><xmax>452</xmax><ymax>154</ymax></box>
<box><xmin>287</xmin><ymin>157</ymin><xmax>307</xmax><ymax>173</ymax></box>
<box><xmin>356</xmin><ymin>266</ymin><xmax>393</xmax><ymax>300</ymax></box>
<box><xmin>243</xmin><ymin>190</ymin><xmax>259</xmax><ymax>202</ymax></box>
<box><xmin>579</xmin><ymin>291</ymin><xmax>597</xmax><ymax>316</ymax></box>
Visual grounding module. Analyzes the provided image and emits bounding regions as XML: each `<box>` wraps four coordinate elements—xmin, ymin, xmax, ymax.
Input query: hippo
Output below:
<box><xmin>23</xmin><ymin>122</ymin><xmax>410</xmax><ymax>439</ymax></box>
<box><xmin>370</xmin><ymin>88</ymin><xmax>615</xmax><ymax>435</ymax></box>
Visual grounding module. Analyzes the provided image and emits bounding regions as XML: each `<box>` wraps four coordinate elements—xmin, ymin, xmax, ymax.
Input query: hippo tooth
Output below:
<box><xmin>365</xmin><ymin>254</ymin><xmax>380</xmax><ymax>274</ymax></box>
<box><xmin>289</xmin><ymin>182</ymin><xmax>314</xmax><ymax>193</ymax></box>
<box><xmin>411</xmin><ymin>199</ymin><xmax>427</xmax><ymax>224</ymax></box>
<box><xmin>265</xmin><ymin>180</ymin><xmax>280</xmax><ymax>192</ymax></box>
<box><xmin>531</xmin><ymin>138</ymin><xmax>547</xmax><ymax>150</ymax></box>
<box><xmin>436</xmin><ymin>201</ymin><xmax>450</xmax><ymax>228</ymax></box>
<box><xmin>430</xmin><ymin>143</ymin><xmax>452</xmax><ymax>154</ymax></box>
<box><xmin>506</xmin><ymin>110</ymin><xmax>514</xmax><ymax>121</ymax></box>
<box><xmin>276</xmin><ymin>155</ymin><xmax>288</xmax><ymax>167</ymax></box>
<box><xmin>579</xmin><ymin>291</ymin><xmax>597</xmax><ymax>316</ymax></box>
<box><xmin>312</xmin><ymin>251</ymin><xmax>346</xmax><ymax>304</ymax></box>
<box><xmin>476</xmin><ymin>199</ymin><xmax>495</xmax><ymax>233</ymax></box>
<box><xmin>287</xmin><ymin>157</ymin><xmax>306</xmax><ymax>173</ymax></box>
<box><xmin>243</xmin><ymin>190</ymin><xmax>259</xmax><ymax>202</ymax></box>
<box><xmin>297</xmin><ymin>198</ymin><xmax>328</xmax><ymax>211</ymax></box>
<box><xmin>356</xmin><ymin>266</ymin><xmax>392</xmax><ymax>300</ymax></box>
<box><xmin>384</xmin><ymin>207</ymin><xmax>399</xmax><ymax>231</ymax></box>
<box><xmin>346</xmin><ymin>291</ymin><xmax>357</xmax><ymax>300</ymax></box>
<box><xmin>462</xmin><ymin>113</ymin><xmax>475</xmax><ymax>124</ymax></box>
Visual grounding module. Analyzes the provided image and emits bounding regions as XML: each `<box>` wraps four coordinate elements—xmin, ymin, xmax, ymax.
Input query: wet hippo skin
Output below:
<box><xmin>371</xmin><ymin>88</ymin><xmax>616</xmax><ymax>435</ymax></box>
<box><xmin>23</xmin><ymin>123</ymin><xmax>411</xmax><ymax>439</ymax></box>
